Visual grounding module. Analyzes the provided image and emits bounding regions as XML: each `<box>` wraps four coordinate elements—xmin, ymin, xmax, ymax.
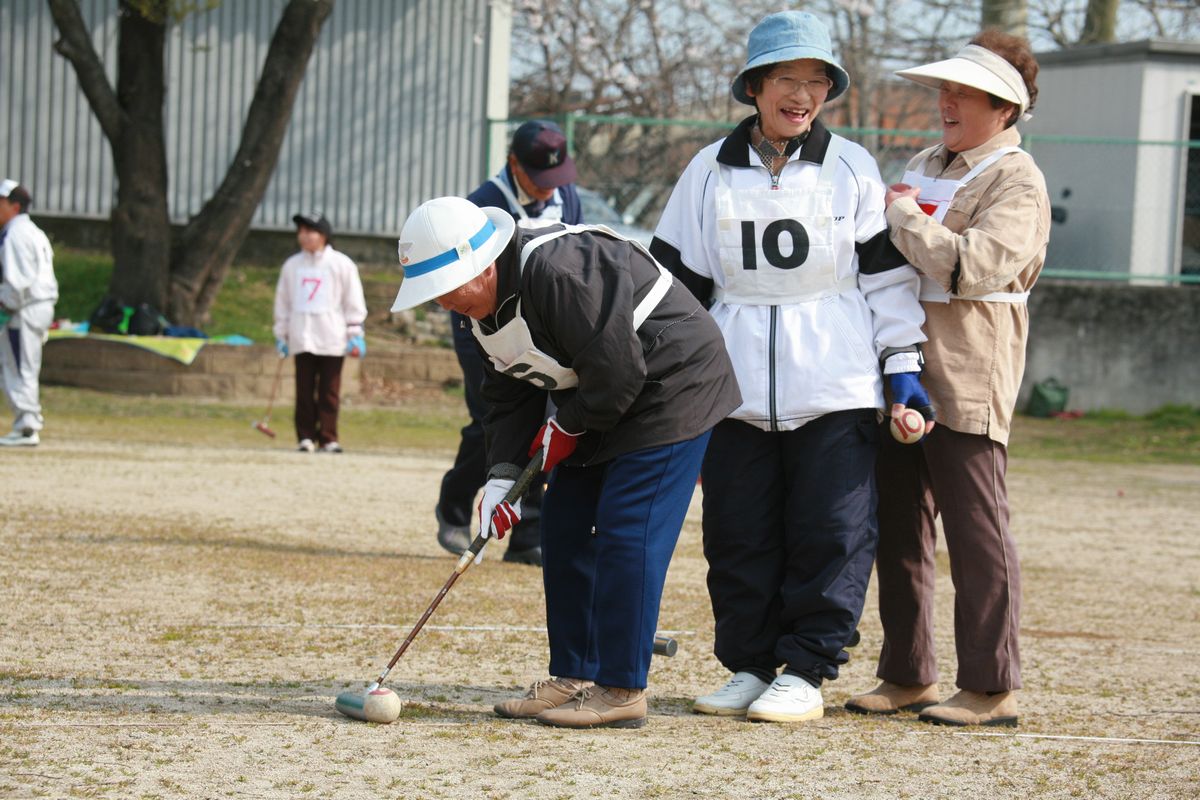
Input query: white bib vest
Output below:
<box><xmin>472</xmin><ymin>224</ymin><xmax>672</xmax><ymax>391</ymax></box>
<box><xmin>293</xmin><ymin>264</ymin><xmax>333</xmax><ymax>313</ymax></box>
<box><xmin>489</xmin><ymin>174</ymin><xmax>564</xmax><ymax>225</ymax></box>
<box><xmin>902</xmin><ymin>147</ymin><xmax>1030</xmax><ymax>304</ymax></box>
<box><xmin>703</xmin><ymin>135</ymin><xmax>856</xmax><ymax>305</ymax></box>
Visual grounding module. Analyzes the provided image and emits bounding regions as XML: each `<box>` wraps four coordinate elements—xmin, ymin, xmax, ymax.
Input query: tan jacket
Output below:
<box><xmin>886</xmin><ymin>127</ymin><xmax>1050</xmax><ymax>444</ymax></box>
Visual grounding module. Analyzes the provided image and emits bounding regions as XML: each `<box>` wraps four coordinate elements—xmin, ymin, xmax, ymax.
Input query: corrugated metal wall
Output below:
<box><xmin>0</xmin><ymin>0</ymin><xmax>499</xmax><ymax>236</ymax></box>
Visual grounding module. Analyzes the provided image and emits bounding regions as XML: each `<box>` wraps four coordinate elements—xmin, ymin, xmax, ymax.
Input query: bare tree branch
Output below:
<box><xmin>46</xmin><ymin>0</ymin><xmax>124</xmax><ymax>142</ymax></box>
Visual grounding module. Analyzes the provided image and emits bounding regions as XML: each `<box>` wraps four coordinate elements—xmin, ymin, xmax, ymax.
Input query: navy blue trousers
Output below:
<box><xmin>541</xmin><ymin>432</ymin><xmax>711</xmax><ymax>689</ymax></box>
<box><xmin>701</xmin><ymin>411</ymin><xmax>879</xmax><ymax>683</ymax></box>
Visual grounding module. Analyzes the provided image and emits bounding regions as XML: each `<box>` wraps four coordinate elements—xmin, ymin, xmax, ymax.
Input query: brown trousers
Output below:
<box><xmin>874</xmin><ymin>424</ymin><xmax>1022</xmax><ymax>692</ymax></box>
<box><xmin>293</xmin><ymin>352</ymin><xmax>343</xmax><ymax>446</ymax></box>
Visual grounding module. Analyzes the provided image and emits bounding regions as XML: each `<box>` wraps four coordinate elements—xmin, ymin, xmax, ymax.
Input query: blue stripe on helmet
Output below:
<box><xmin>402</xmin><ymin>220</ymin><xmax>496</xmax><ymax>278</ymax></box>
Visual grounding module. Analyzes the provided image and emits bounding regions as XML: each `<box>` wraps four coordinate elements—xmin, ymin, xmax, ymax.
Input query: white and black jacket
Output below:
<box><xmin>651</xmin><ymin>117</ymin><xmax>926</xmax><ymax>432</ymax></box>
<box><xmin>478</xmin><ymin>225</ymin><xmax>741</xmax><ymax>469</ymax></box>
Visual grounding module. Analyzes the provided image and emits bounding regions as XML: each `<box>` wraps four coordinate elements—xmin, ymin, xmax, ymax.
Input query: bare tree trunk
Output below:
<box><xmin>110</xmin><ymin>2</ymin><xmax>171</xmax><ymax>310</ymax></box>
<box><xmin>169</xmin><ymin>0</ymin><xmax>333</xmax><ymax>326</ymax></box>
<box><xmin>48</xmin><ymin>0</ymin><xmax>333</xmax><ymax>328</ymax></box>
<box><xmin>982</xmin><ymin>0</ymin><xmax>1028</xmax><ymax>37</ymax></box>
<box><xmin>1080</xmin><ymin>0</ymin><xmax>1118</xmax><ymax>44</ymax></box>
<box><xmin>50</xmin><ymin>0</ymin><xmax>172</xmax><ymax>310</ymax></box>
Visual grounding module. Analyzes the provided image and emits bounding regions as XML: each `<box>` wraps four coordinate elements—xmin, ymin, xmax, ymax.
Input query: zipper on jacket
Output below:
<box><xmin>768</xmin><ymin>305</ymin><xmax>778</xmax><ymax>432</ymax></box>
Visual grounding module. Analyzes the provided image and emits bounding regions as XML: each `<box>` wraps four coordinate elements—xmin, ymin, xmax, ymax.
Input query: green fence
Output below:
<box><xmin>491</xmin><ymin>114</ymin><xmax>1200</xmax><ymax>285</ymax></box>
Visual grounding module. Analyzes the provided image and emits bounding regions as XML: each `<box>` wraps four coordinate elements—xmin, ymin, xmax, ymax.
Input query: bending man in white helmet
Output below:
<box><xmin>390</xmin><ymin>197</ymin><xmax>740</xmax><ymax>729</ymax></box>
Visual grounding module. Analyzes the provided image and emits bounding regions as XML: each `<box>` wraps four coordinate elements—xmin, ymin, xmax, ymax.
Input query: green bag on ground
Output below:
<box><xmin>1027</xmin><ymin>377</ymin><xmax>1069</xmax><ymax>417</ymax></box>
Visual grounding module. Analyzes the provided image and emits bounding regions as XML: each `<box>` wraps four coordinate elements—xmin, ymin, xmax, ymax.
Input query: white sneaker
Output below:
<box><xmin>297</xmin><ymin>438</ymin><xmax>316</xmax><ymax>453</ymax></box>
<box><xmin>0</xmin><ymin>430</ymin><xmax>39</xmax><ymax>447</ymax></box>
<box><xmin>746</xmin><ymin>674</ymin><xmax>824</xmax><ymax>723</ymax></box>
<box><xmin>693</xmin><ymin>672</ymin><xmax>771</xmax><ymax>716</ymax></box>
<box><xmin>320</xmin><ymin>441</ymin><xmax>343</xmax><ymax>453</ymax></box>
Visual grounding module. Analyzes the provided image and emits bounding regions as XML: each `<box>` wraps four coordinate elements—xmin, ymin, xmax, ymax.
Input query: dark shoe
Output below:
<box><xmin>435</xmin><ymin>507</ymin><xmax>470</xmax><ymax>555</ymax></box>
<box><xmin>918</xmin><ymin>690</ymin><xmax>1018</xmax><ymax>727</ymax></box>
<box><xmin>494</xmin><ymin>677</ymin><xmax>593</xmax><ymax>719</ymax></box>
<box><xmin>503</xmin><ymin>546</ymin><xmax>542</xmax><ymax>566</ymax></box>
<box><xmin>535</xmin><ymin>686</ymin><xmax>647</xmax><ymax>729</ymax></box>
<box><xmin>846</xmin><ymin>681</ymin><xmax>940</xmax><ymax>716</ymax></box>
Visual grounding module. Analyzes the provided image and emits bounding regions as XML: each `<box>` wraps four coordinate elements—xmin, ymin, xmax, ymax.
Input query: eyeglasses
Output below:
<box><xmin>767</xmin><ymin>74</ymin><xmax>833</xmax><ymax>96</ymax></box>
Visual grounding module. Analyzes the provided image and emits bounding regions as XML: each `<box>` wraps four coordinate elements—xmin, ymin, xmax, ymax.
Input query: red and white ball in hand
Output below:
<box><xmin>890</xmin><ymin>407</ymin><xmax>926</xmax><ymax>445</ymax></box>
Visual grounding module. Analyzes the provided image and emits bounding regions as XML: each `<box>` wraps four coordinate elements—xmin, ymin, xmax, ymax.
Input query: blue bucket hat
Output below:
<box><xmin>731</xmin><ymin>12</ymin><xmax>850</xmax><ymax>105</ymax></box>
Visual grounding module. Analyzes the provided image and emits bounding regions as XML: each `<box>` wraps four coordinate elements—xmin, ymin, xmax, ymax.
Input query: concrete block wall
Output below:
<box><xmin>1021</xmin><ymin>282</ymin><xmax>1199</xmax><ymax>414</ymax></box>
<box><xmin>40</xmin><ymin>281</ymin><xmax>1198</xmax><ymax>415</ymax></box>
<box><xmin>42</xmin><ymin>339</ymin><xmax>454</xmax><ymax>403</ymax></box>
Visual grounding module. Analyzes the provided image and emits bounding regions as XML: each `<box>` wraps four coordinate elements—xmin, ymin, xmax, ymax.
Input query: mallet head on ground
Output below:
<box><xmin>335</xmin><ymin>686</ymin><xmax>402</xmax><ymax>723</ymax></box>
<box><xmin>252</xmin><ymin>420</ymin><xmax>277</xmax><ymax>438</ymax></box>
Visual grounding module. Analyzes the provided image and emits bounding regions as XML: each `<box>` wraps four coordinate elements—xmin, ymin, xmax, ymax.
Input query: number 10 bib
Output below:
<box><xmin>705</xmin><ymin>135</ymin><xmax>847</xmax><ymax>306</ymax></box>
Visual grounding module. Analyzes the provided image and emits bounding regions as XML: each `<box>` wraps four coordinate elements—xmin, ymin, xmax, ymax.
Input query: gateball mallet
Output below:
<box><xmin>652</xmin><ymin>635</ymin><xmax>677</xmax><ymax>657</ymax></box>
<box><xmin>335</xmin><ymin>451</ymin><xmax>545</xmax><ymax>723</ymax></box>
<box><xmin>252</xmin><ymin>354</ymin><xmax>286</xmax><ymax>438</ymax></box>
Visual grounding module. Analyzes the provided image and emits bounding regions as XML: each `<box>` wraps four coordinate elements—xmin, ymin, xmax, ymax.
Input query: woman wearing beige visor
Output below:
<box><xmin>846</xmin><ymin>30</ymin><xmax>1049</xmax><ymax>727</ymax></box>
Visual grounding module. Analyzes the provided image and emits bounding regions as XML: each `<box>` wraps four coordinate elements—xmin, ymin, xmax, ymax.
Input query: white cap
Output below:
<box><xmin>0</xmin><ymin>179</ymin><xmax>18</xmax><ymax>198</ymax></box>
<box><xmin>896</xmin><ymin>44</ymin><xmax>1032</xmax><ymax>120</ymax></box>
<box><xmin>390</xmin><ymin>197</ymin><xmax>516</xmax><ymax>312</ymax></box>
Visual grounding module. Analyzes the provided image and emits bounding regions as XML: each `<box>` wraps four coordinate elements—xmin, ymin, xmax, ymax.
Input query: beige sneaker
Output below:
<box><xmin>918</xmin><ymin>689</ymin><xmax>1019</xmax><ymax>727</ymax></box>
<box><xmin>845</xmin><ymin>681</ymin><xmax>940</xmax><ymax>715</ymax></box>
<box><xmin>494</xmin><ymin>677</ymin><xmax>593</xmax><ymax>719</ymax></box>
<box><xmin>535</xmin><ymin>686</ymin><xmax>647</xmax><ymax>729</ymax></box>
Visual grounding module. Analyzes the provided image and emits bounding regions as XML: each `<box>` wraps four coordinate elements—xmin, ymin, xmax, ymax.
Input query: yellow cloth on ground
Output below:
<box><xmin>48</xmin><ymin>330</ymin><xmax>208</xmax><ymax>366</ymax></box>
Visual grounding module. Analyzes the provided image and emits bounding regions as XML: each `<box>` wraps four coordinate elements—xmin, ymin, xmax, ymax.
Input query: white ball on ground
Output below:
<box><xmin>362</xmin><ymin>687</ymin><xmax>403</xmax><ymax>723</ymax></box>
<box><xmin>890</xmin><ymin>408</ymin><xmax>926</xmax><ymax>445</ymax></box>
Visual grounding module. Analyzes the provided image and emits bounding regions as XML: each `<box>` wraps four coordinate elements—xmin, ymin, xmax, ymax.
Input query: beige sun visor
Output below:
<box><xmin>896</xmin><ymin>45</ymin><xmax>1030</xmax><ymax>118</ymax></box>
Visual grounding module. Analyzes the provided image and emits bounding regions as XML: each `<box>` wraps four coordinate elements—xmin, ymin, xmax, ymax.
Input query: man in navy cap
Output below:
<box><xmin>432</xmin><ymin>121</ymin><xmax>584</xmax><ymax>566</ymax></box>
<box><xmin>471</xmin><ymin>120</ymin><xmax>583</xmax><ymax>225</ymax></box>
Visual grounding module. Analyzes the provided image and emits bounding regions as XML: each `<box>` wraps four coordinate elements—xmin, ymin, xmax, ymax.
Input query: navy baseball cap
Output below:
<box><xmin>292</xmin><ymin>210</ymin><xmax>333</xmax><ymax>239</ymax></box>
<box><xmin>510</xmin><ymin>121</ymin><xmax>577</xmax><ymax>189</ymax></box>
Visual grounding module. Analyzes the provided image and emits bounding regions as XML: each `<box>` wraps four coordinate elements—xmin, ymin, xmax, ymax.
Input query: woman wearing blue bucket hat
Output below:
<box><xmin>651</xmin><ymin>11</ymin><xmax>932</xmax><ymax>723</ymax></box>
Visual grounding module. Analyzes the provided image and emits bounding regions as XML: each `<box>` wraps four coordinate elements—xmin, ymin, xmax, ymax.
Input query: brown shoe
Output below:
<box><xmin>918</xmin><ymin>690</ymin><xmax>1019</xmax><ymax>727</ymax></box>
<box><xmin>494</xmin><ymin>677</ymin><xmax>593</xmax><ymax>719</ymax></box>
<box><xmin>845</xmin><ymin>681</ymin><xmax>940</xmax><ymax>716</ymax></box>
<box><xmin>535</xmin><ymin>686</ymin><xmax>647</xmax><ymax>729</ymax></box>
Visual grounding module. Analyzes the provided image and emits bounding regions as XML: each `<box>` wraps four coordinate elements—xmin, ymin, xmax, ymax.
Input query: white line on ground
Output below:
<box><xmin>197</xmin><ymin>623</ymin><xmax>696</xmax><ymax>635</ymax></box>
<box><xmin>10</xmin><ymin>722</ymin><xmax>298</xmax><ymax>728</ymax></box>
<box><xmin>911</xmin><ymin>730</ymin><xmax>1200</xmax><ymax>747</ymax></box>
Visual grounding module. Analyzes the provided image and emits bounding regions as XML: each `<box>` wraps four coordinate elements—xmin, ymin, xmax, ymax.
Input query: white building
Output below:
<box><xmin>1025</xmin><ymin>40</ymin><xmax>1200</xmax><ymax>279</ymax></box>
<box><xmin>0</xmin><ymin>0</ymin><xmax>512</xmax><ymax>238</ymax></box>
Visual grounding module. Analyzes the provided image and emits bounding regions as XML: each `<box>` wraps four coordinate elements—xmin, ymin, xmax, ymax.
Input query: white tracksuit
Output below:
<box><xmin>653</xmin><ymin>121</ymin><xmax>926</xmax><ymax>430</ymax></box>
<box><xmin>0</xmin><ymin>214</ymin><xmax>57</xmax><ymax>434</ymax></box>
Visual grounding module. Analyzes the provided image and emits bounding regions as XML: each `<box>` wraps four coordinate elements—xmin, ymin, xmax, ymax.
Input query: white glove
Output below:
<box><xmin>475</xmin><ymin>477</ymin><xmax>521</xmax><ymax>563</ymax></box>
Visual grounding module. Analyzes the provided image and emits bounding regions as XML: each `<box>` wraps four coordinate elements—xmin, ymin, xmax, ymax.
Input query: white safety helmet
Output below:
<box><xmin>390</xmin><ymin>197</ymin><xmax>516</xmax><ymax>312</ymax></box>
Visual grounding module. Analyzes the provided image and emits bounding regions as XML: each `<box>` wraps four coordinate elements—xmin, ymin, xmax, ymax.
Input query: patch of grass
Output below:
<box><xmin>42</xmin><ymin>385</ymin><xmax>463</xmax><ymax>452</ymax></box>
<box><xmin>206</xmin><ymin>264</ymin><xmax>279</xmax><ymax>343</ymax></box>
<box><xmin>157</xmin><ymin>628</ymin><xmax>197</xmax><ymax>644</ymax></box>
<box><xmin>53</xmin><ymin>249</ymin><xmax>112</xmax><ymax>324</ymax></box>
<box><xmin>1010</xmin><ymin>405</ymin><xmax>1200</xmax><ymax>464</ymax></box>
<box><xmin>53</xmin><ymin>249</ymin><xmax>287</xmax><ymax>343</ymax></box>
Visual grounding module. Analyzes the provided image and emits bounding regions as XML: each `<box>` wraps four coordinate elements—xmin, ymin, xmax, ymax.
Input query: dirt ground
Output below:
<box><xmin>1</xmin><ymin>424</ymin><xmax>1198</xmax><ymax>799</ymax></box>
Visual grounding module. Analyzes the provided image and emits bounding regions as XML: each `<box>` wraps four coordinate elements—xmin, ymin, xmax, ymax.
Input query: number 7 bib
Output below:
<box><xmin>294</xmin><ymin>265</ymin><xmax>332</xmax><ymax>313</ymax></box>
